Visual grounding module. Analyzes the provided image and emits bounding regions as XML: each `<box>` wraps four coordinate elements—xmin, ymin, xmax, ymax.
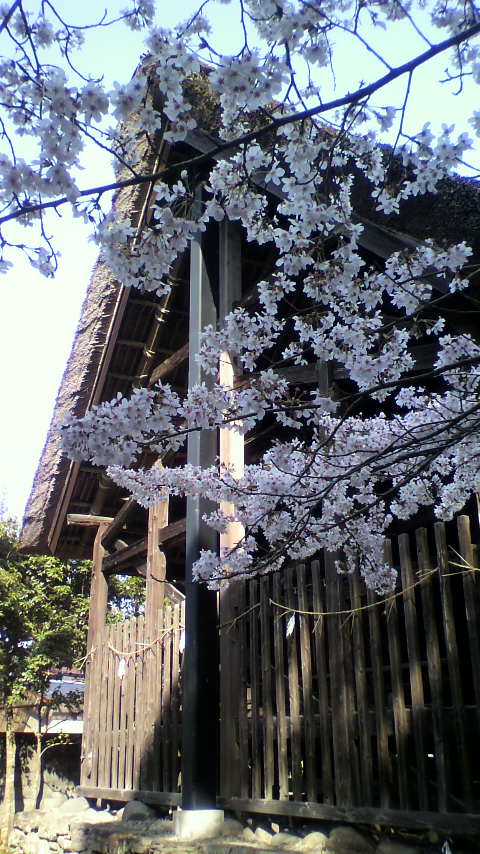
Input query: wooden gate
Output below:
<box><xmin>219</xmin><ymin>515</ymin><xmax>480</xmax><ymax>828</ymax></box>
<box><xmin>80</xmin><ymin>602</ymin><xmax>184</xmax><ymax>802</ymax></box>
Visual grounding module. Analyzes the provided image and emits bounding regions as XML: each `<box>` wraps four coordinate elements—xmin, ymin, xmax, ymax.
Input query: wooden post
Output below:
<box><xmin>182</xmin><ymin>221</ymin><xmax>219</xmax><ymax>809</ymax></box>
<box><xmin>218</xmin><ymin>221</ymin><xmax>245</xmax><ymax>798</ymax></box>
<box><xmin>81</xmin><ymin>522</ymin><xmax>109</xmax><ymax>787</ymax></box>
<box><xmin>143</xmin><ymin>495</ymin><xmax>169</xmax><ymax>789</ymax></box>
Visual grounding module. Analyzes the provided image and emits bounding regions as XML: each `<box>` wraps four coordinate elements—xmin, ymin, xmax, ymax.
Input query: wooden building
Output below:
<box><xmin>20</xmin><ymin>99</ymin><xmax>480</xmax><ymax>835</ymax></box>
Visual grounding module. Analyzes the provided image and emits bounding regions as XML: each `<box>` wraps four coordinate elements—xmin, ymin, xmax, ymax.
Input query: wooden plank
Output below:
<box><xmin>367</xmin><ymin>584</ymin><xmax>392</xmax><ymax>808</ymax></box>
<box><xmin>337</xmin><ymin>573</ymin><xmax>360</xmax><ymax>803</ymax></box>
<box><xmin>110</xmin><ymin>621</ymin><xmax>122</xmax><ymax>790</ymax></box>
<box><xmin>101</xmin><ymin>498</ymin><xmax>136</xmax><ymax>547</ymax></box>
<box><xmin>311</xmin><ymin>560</ymin><xmax>333</xmax><ymax>804</ymax></box>
<box><xmin>272</xmin><ymin>572</ymin><xmax>289</xmax><ymax>800</ymax></box>
<box><xmin>325</xmin><ymin>553</ymin><xmax>351</xmax><ymax>805</ymax></box>
<box><xmin>116</xmin><ymin>621</ymin><xmax>127</xmax><ymax>791</ymax></box>
<box><xmin>236</xmin><ymin>582</ymin><xmax>250</xmax><ymax>799</ymax></box>
<box><xmin>286</xmin><ymin>565</ymin><xmax>303</xmax><ymax>800</ymax></box>
<box><xmin>219</xmin><ymin>585</ymin><xmax>238</xmax><ymax>798</ymax></box>
<box><xmin>398</xmin><ymin>533</ymin><xmax>428</xmax><ymax>810</ymax></box>
<box><xmin>77</xmin><ymin>786</ymin><xmax>181</xmax><ymax>806</ymax></box>
<box><xmin>124</xmin><ymin>618</ymin><xmax>137</xmax><ymax>791</ymax></box>
<box><xmin>434</xmin><ymin>521</ymin><xmax>472</xmax><ymax>809</ymax></box>
<box><xmin>260</xmin><ymin>576</ymin><xmax>275</xmax><ymax>799</ymax></box>
<box><xmin>416</xmin><ymin>528</ymin><xmax>447</xmax><ymax>811</ymax></box>
<box><xmin>144</xmin><ymin>498</ymin><xmax>168</xmax><ymax>792</ymax></box>
<box><xmin>148</xmin><ymin>341</ymin><xmax>189</xmax><ymax>385</ymax></box>
<box><xmin>152</xmin><ymin>604</ymin><xmax>165</xmax><ymax>793</ymax></box>
<box><xmin>219</xmin><ymin>798</ymin><xmax>480</xmax><ymax>835</ymax></box>
<box><xmin>383</xmin><ymin>540</ymin><xmax>409</xmax><ymax>808</ymax></box>
<box><xmin>161</xmin><ymin>605</ymin><xmax>172</xmax><ymax>792</ymax></box>
<box><xmin>170</xmin><ymin>603</ymin><xmax>181</xmax><ymax>794</ymax></box>
<box><xmin>349</xmin><ymin>573</ymin><xmax>373</xmax><ymax>805</ymax></box>
<box><xmin>83</xmin><ymin>523</ymin><xmax>109</xmax><ymax>789</ymax></box>
<box><xmin>457</xmin><ymin>515</ymin><xmax>480</xmax><ymax>728</ymax></box>
<box><xmin>297</xmin><ymin>564</ymin><xmax>316</xmax><ymax>802</ymax></box>
<box><xmin>67</xmin><ymin>513</ymin><xmax>114</xmax><ymax>527</ymax></box>
<box><xmin>101</xmin><ymin>626</ymin><xmax>115</xmax><ymax>790</ymax></box>
<box><xmin>248</xmin><ymin>579</ymin><xmax>262</xmax><ymax>799</ymax></box>
<box><xmin>133</xmin><ymin>615</ymin><xmax>145</xmax><ymax>789</ymax></box>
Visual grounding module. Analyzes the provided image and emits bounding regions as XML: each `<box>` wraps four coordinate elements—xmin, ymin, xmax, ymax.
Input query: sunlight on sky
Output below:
<box><xmin>0</xmin><ymin>1</ymin><xmax>477</xmax><ymax>523</ymax></box>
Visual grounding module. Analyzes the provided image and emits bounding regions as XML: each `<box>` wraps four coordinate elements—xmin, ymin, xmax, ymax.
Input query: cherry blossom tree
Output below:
<box><xmin>2</xmin><ymin>0</ymin><xmax>480</xmax><ymax>592</ymax></box>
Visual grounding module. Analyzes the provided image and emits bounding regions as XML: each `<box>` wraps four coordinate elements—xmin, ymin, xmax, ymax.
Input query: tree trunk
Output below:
<box><xmin>2</xmin><ymin>725</ymin><xmax>16</xmax><ymax>844</ymax></box>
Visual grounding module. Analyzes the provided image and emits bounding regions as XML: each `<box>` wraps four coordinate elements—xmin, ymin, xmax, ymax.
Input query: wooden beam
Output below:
<box><xmin>148</xmin><ymin>341</ymin><xmax>189</xmax><ymax>386</ymax></box>
<box><xmin>101</xmin><ymin>498</ymin><xmax>136</xmax><ymax>547</ymax></box>
<box><xmin>218</xmin><ymin>798</ymin><xmax>480</xmax><ymax>836</ymax></box>
<box><xmin>102</xmin><ymin>518</ymin><xmax>186</xmax><ymax>573</ymax></box>
<box><xmin>77</xmin><ymin>786</ymin><xmax>181</xmax><ymax>806</ymax></box>
<box><xmin>67</xmin><ymin>514</ymin><xmax>114</xmax><ymax>527</ymax></box>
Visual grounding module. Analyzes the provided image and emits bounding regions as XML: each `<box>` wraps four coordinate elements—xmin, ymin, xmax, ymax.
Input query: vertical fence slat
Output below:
<box><xmin>132</xmin><ymin>615</ymin><xmax>145</xmax><ymax>789</ymax></box>
<box><xmin>416</xmin><ymin>528</ymin><xmax>447</xmax><ymax>811</ymax></box>
<box><xmin>457</xmin><ymin>515</ymin><xmax>480</xmax><ymax>731</ymax></box>
<box><xmin>398</xmin><ymin>533</ymin><xmax>428</xmax><ymax>810</ymax></box>
<box><xmin>435</xmin><ymin>521</ymin><xmax>472</xmax><ymax>810</ymax></box>
<box><xmin>170</xmin><ymin>603</ymin><xmax>181</xmax><ymax>793</ymax></box>
<box><xmin>249</xmin><ymin>579</ymin><xmax>262</xmax><ymax>798</ymax></box>
<box><xmin>311</xmin><ymin>560</ymin><xmax>333</xmax><ymax>804</ymax></box>
<box><xmin>325</xmin><ymin>554</ymin><xmax>351</xmax><ymax>805</ymax></box>
<box><xmin>161</xmin><ymin>606</ymin><xmax>172</xmax><ymax>792</ymax></box>
<box><xmin>103</xmin><ymin>627</ymin><xmax>115</xmax><ymax>789</ymax></box>
<box><xmin>110</xmin><ymin>621</ymin><xmax>121</xmax><ymax>791</ymax></box>
<box><xmin>260</xmin><ymin>576</ymin><xmax>275</xmax><ymax>799</ymax></box>
<box><xmin>237</xmin><ymin>583</ymin><xmax>250</xmax><ymax>798</ymax></box>
<box><xmin>219</xmin><ymin>587</ymin><xmax>235</xmax><ymax>797</ymax></box>
<box><xmin>367</xmin><ymin>586</ymin><xmax>392</xmax><ymax>807</ymax></box>
<box><xmin>286</xmin><ymin>565</ymin><xmax>303</xmax><ymax>800</ymax></box>
<box><xmin>272</xmin><ymin>572</ymin><xmax>289</xmax><ymax>800</ymax></box>
<box><xmin>338</xmin><ymin>575</ymin><xmax>360</xmax><ymax>803</ymax></box>
<box><xmin>349</xmin><ymin>573</ymin><xmax>373</xmax><ymax>805</ymax></box>
<box><xmin>297</xmin><ymin>564</ymin><xmax>317</xmax><ymax>802</ymax></box>
<box><xmin>384</xmin><ymin>539</ymin><xmax>410</xmax><ymax>809</ymax></box>
<box><xmin>153</xmin><ymin>607</ymin><xmax>164</xmax><ymax>793</ymax></box>
<box><xmin>125</xmin><ymin>618</ymin><xmax>137</xmax><ymax>791</ymax></box>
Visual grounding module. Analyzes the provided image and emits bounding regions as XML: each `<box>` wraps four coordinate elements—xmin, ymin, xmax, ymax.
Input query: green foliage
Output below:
<box><xmin>107</xmin><ymin>574</ymin><xmax>145</xmax><ymax>621</ymax></box>
<box><xmin>0</xmin><ymin>520</ymin><xmax>91</xmax><ymax>705</ymax></box>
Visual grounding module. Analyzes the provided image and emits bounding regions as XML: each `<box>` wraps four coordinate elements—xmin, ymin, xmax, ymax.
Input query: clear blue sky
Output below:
<box><xmin>0</xmin><ymin>1</ymin><xmax>477</xmax><ymax>523</ymax></box>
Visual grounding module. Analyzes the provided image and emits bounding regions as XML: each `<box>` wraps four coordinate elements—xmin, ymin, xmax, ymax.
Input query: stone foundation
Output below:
<box><xmin>4</xmin><ymin>798</ymin><xmax>442</xmax><ymax>854</ymax></box>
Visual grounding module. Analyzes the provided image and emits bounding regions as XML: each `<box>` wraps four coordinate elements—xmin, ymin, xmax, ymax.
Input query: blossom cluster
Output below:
<box><xmin>3</xmin><ymin>0</ymin><xmax>480</xmax><ymax>591</ymax></box>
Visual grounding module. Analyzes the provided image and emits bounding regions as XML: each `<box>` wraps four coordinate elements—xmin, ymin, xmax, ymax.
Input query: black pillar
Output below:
<box><xmin>182</xmin><ymin>228</ymin><xmax>219</xmax><ymax>809</ymax></box>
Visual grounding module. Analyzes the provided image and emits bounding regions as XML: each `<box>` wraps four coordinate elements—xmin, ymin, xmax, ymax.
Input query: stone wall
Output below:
<box><xmin>0</xmin><ymin>734</ymin><xmax>81</xmax><ymax>833</ymax></box>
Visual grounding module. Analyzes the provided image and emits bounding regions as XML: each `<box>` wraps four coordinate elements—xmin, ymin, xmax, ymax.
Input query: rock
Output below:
<box><xmin>377</xmin><ymin>841</ymin><xmax>421</xmax><ymax>854</ymax></box>
<box><xmin>255</xmin><ymin>827</ymin><xmax>274</xmax><ymax>844</ymax></box>
<box><xmin>68</xmin><ymin>829</ymin><xmax>87</xmax><ymax>853</ymax></box>
<box><xmin>43</xmin><ymin>791</ymin><xmax>68</xmax><ymax>808</ymax></box>
<box><xmin>272</xmin><ymin>831</ymin><xmax>301</xmax><ymax>849</ymax></box>
<box><xmin>121</xmin><ymin>800</ymin><xmax>157</xmax><ymax>822</ymax></box>
<box><xmin>242</xmin><ymin>826</ymin><xmax>256</xmax><ymax>842</ymax></box>
<box><xmin>327</xmin><ymin>826</ymin><xmax>375</xmax><ymax>854</ymax></box>
<box><xmin>57</xmin><ymin>798</ymin><xmax>90</xmax><ymax>816</ymax></box>
<box><xmin>70</xmin><ymin>811</ymin><xmax>117</xmax><ymax>827</ymax></box>
<box><xmin>271</xmin><ymin>823</ymin><xmax>280</xmax><ymax>834</ymax></box>
<box><xmin>297</xmin><ymin>830</ymin><xmax>329</xmax><ymax>852</ymax></box>
<box><xmin>221</xmin><ymin>818</ymin><xmax>244</xmax><ymax>837</ymax></box>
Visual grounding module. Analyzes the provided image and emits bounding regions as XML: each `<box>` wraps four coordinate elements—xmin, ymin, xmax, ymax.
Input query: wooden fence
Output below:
<box><xmin>219</xmin><ymin>515</ymin><xmax>480</xmax><ymax>818</ymax></box>
<box><xmin>80</xmin><ymin>601</ymin><xmax>184</xmax><ymax>801</ymax></box>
